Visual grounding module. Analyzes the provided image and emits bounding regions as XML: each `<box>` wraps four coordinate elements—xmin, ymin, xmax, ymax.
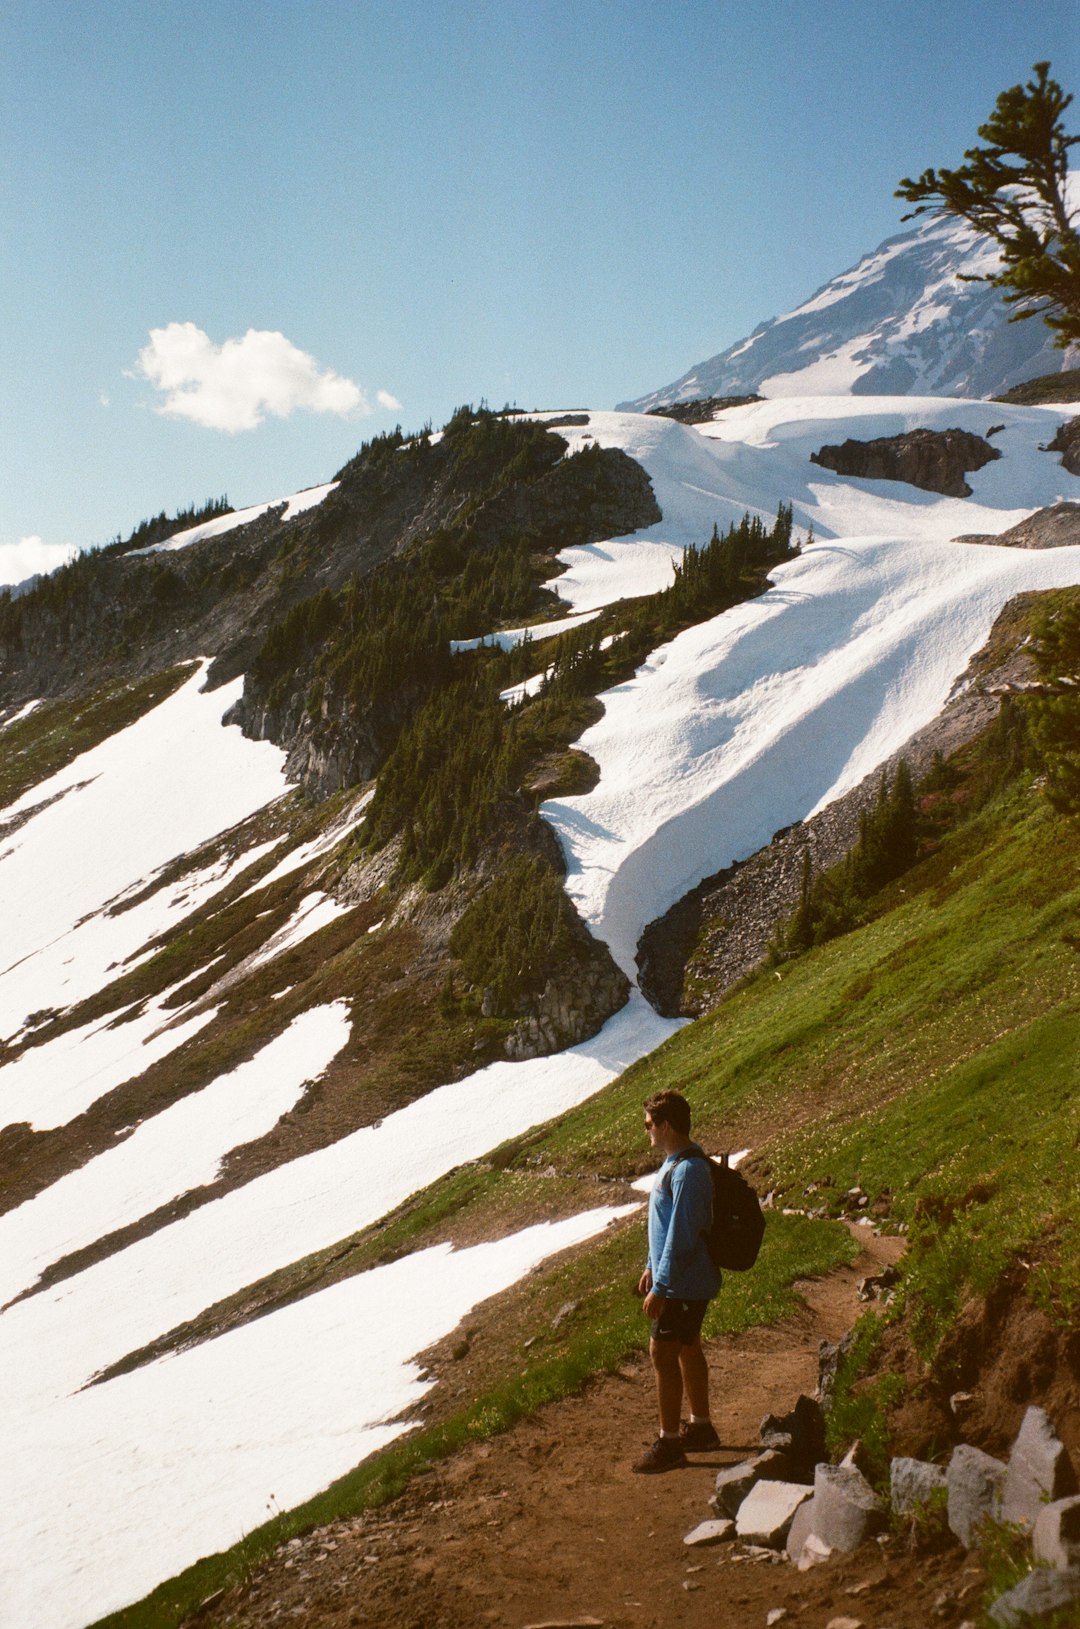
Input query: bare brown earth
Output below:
<box><xmin>179</xmin><ymin>1227</ymin><xmax>997</xmax><ymax>1629</ymax></box>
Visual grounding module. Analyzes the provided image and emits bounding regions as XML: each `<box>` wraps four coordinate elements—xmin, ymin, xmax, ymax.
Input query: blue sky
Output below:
<box><xmin>2</xmin><ymin>0</ymin><xmax>1078</xmax><ymax>575</ymax></box>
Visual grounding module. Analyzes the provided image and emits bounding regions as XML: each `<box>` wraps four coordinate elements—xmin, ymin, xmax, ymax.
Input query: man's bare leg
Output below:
<box><xmin>679</xmin><ymin>1337</ymin><xmax>710</xmax><ymax>1421</ymax></box>
<box><xmin>650</xmin><ymin>1337</ymin><xmax>684</xmax><ymax>1434</ymax></box>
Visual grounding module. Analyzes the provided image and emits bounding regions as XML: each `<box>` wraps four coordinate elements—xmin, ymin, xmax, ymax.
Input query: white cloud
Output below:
<box><xmin>133</xmin><ymin>323</ymin><xmax>369</xmax><ymax>433</ymax></box>
<box><xmin>377</xmin><ymin>390</ymin><xmax>403</xmax><ymax>411</ymax></box>
<box><xmin>0</xmin><ymin>537</ymin><xmax>79</xmax><ymax>590</ymax></box>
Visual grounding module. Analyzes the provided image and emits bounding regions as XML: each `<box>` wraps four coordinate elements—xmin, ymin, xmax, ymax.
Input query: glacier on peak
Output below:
<box><xmin>622</xmin><ymin>176</ymin><xmax>1079</xmax><ymax>408</ymax></box>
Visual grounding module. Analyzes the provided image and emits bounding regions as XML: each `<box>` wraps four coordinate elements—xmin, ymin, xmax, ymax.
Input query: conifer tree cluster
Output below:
<box><xmin>1027</xmin><ymin>590</ymin><xmax>1080</xmax><ymax>812</ymax></box>
<box><xmin>778</xmin><ymin>761</ymin><xmax>920</xmax><ymax>955</ymax></box>
<box><xmin>447</xmin><ymin>854</ymin><xmax>587</xmax><ymax>1012</ymax></box>
<box><xmin>361</xmin><ymin>680</ymin><xmax>522</xmax><ymax>886</ymax></box>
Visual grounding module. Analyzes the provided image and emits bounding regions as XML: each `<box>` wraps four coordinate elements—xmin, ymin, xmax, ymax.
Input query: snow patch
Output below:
<box><xmin>0</xmin><ymin>1003</ymin><xmax>351</xmax><ymax>1306</ymax></box>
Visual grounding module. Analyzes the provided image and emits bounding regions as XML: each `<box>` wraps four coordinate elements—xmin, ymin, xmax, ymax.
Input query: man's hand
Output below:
<box><xmin>637</xmin><ymin>1269</ymin><xmax>652</xmax><ymax>1297</ymax></box>
<box><xmin>642</xmin><ymin>1290</ymin><xmax>665</xmax><ymax>1320</ymax></box>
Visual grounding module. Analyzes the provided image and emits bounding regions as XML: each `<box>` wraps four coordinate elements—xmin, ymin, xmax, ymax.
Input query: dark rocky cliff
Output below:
<box><xmin>809</xmin><ymin>427</ymin><xmax>1001</xmax><ymax>498</ymax></box>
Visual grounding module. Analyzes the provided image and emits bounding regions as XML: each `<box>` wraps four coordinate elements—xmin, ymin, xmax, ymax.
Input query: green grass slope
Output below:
<box><xmin>96</xmin><ymin>746</ymin><xmax>1079</xmax><ymax>1628</ymax></box>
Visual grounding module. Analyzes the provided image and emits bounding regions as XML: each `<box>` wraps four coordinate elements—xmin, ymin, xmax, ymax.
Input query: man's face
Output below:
<box><xmin>644</xmin><ymin>1111</ymin><xmax>664</xmax><ymax>1150</ymax></box>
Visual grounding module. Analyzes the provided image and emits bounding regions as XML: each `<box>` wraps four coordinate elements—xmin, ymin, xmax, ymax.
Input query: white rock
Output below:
<box><xmin>947</xmin><ymin>1443</ymin><xmax>1007</xmax><ymax>1548</ymax></box>
<box><xmin>797</xmin><ymin>1534</ymin><xmax>833</xmax><ymax>1572</ymax></box>
<box><xmin>683</xmin><ymin>1519</ymin><xmax>734</xmax><ymax>1547</ymax></box>
<box><xmin>1033</xmin><ymin>1495</ymin><xmax>1080</xmax><ymax>1570</ymax></box>
<box><xmin>1000</xmin><ymin>1406</ymin><xmax>1077</xmax><ymax>1529</ymax></box>
<box><xmin>736</xmin><ymin>1480</ymin><xmax>813</xmax><ymax>1547</ymax></box>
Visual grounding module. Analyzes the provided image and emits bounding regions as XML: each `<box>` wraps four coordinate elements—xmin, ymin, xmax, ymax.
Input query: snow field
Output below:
<box><xmin>0</xmin><ymin>981</ymin><xmax>220</xmax><ymax>1133</ymax></box>
<box><xmin>532</xmin><ymin>405</ymin><xmax>1080</xmax><ymax>974</ymax></box>
<box><xmin>243</xmin><ymin>890</ymin><xmax>351</xmax><ymax>972</ymax></box>
<box><xmin>0</xmin><ymin>992</ymin><xmax>677</xmax><ymax>1413</ymax></box>
<box><xmin>4</xmin><ymin>1203</ymin><xmax>638</xmax><ymax>1629</ymax></box>
<box><xmin>240</xmin><ymin>788</ymin><xmax>373</xmax><ymax>896</ymax></box>
<box><xmin>0</xmin><ymin>1003</ymin><xmax>352</xmax><ymax>1308</ymax></box>
<box><xmin>0</xmin><ymin>697</ymin><xmax>41</xmax><ymax>730</ymax></box>
<box><xmin>0</xmin><ymin>664</ymin><xmax>289</xmax><ymax>1036</ymax></box>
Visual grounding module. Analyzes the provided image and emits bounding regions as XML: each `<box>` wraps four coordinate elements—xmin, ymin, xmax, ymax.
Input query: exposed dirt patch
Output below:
<box><xmin>174</xmin><ymin>1228</ymin><xmax>991</xmax><ymax>1629</ymax></box>
<box><xmin>880</xmin><ymin>1268</ymin><xmax>1080</xmax><ymax>1466</ymax></box>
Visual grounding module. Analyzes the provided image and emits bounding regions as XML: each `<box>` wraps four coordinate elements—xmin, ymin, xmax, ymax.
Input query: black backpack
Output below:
<box><xmin>665</xmin><ymin>1148</ymin><xmax>766</xmax><ymax>1272</ymax></box>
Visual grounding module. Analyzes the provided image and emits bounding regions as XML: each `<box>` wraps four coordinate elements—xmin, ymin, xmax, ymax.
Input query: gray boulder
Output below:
<box><xmin>810</xmin><ymin>1463</ymin><xmax>885</xmax><ymax>1552</ymax></box>
<box><xmin>891</xmin><ymin>1456</ymin><xmax>948</xmax><ymax>1517</ymax></box>
<box><xmin>713</xmin><ymin>1449</ymin><xmax>791</xmax><ymax>1518</ymax></box>
<box><xmin>1000</xmin><ymin>1406</ymin><xmax>1078</xmax><ymax>1529</ymax></box>
<box><xmin>947</xmin><ymin>1443</ymin><xmax>1007</xmax><ymax>1548</ymax></box>
<box><xmin>989</xmin><ymin>1565</ymin><xmax>1080</xmax><ymax>1627</ymax></box>
<box><xmin>784</xmin><ymin>1496</ymin><xmax>817</xmax><ymax>1563</ymax></box>
<box><xmin>735</xmin><ymin>1480</ymin><xmax>813</xmax><ymax>1547</ymax></box>
<box><xmin>1033</xmin><ymin>1496</ymin><xmax>1080</xmax><ymax>1571</ymax></box>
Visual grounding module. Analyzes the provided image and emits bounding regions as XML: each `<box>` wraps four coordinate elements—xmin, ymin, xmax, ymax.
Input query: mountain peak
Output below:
<box><xmin>621</xmin><ymin>176</ymin><xmax>1080</xmax><ymax>409</ymax></box>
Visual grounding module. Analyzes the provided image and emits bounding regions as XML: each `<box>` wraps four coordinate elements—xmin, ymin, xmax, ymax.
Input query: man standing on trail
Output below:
<box><xmin>633</xmin><ymin>1089</ymin><xmax>721</xmax><ymax>1473</ymax></box>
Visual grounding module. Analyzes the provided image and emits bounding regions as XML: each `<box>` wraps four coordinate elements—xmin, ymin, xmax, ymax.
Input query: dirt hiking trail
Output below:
<box><xmin>185</xmin><ymin>1223</ymin><xmax>990</xmax><ymax>1629</ymax></box>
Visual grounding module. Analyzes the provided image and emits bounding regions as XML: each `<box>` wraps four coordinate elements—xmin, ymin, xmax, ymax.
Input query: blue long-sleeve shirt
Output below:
<box><xmin>646</xmin><ymin>1146</ymin><xmax>722</xmax><ymax>1301</ymax></box>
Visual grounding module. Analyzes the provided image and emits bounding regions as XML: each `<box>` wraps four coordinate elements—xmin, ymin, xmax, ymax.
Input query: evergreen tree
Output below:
<box><xmin>897</xmin><ymin>62</ymin><xmax>1080</xmax><ymax>348</ymax></box>
<box><xmin>1027</xmin><ymin>594</ymin><xmax>1080</xmax><ymax>812</ymax></box>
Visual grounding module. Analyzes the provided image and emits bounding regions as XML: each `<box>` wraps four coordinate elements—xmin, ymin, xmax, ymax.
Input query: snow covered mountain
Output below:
<box><xmin>3</xmin><ymin>390</ymin><xmax>1080</xmax><ymax>1626</ymax></box>
<box><xmin>622</xmin><ymin>179</ymin><xmax>1079</xmax><ymax>408</ymax></box>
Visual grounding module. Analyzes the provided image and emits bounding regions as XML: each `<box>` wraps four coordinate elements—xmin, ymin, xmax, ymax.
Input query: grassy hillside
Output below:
<box><xmin>96</xmin><ymin>710</ymin><xmax>1080</xmax><ymax>1628</ymax></box>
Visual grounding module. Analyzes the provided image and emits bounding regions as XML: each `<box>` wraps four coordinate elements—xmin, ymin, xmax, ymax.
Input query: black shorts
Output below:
<box><xmin>650</xmin><ymin>1296</ymin><xmax>708</xmax><ymax>1344</ymax></box>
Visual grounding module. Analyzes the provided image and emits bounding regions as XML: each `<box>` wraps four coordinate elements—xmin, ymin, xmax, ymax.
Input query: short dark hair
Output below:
<box><xmin>644</xmin><ymin>1090</ymin><xmax>691</xmax><ymax>1136</ymax></box>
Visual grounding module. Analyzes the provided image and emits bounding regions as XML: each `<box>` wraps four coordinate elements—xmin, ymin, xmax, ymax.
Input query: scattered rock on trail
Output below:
<box><xmin>1033</xmin><ymin>1495</ymin><xmax>1080</xmax><ymax>1570</ymax></box>
<box><xmin>890</xmin><ymin>1455</ymin><xmax>947</xmax><ymax>1516</ymax></box>
<box><xmin>759</xmin><ymin>1394</ymin><xmax>827</xmax><ymax>1478</ymax></box>
<box><xmin>803</xmin><ymin>1463</ymin><xmax>885</xmax><ymax>1554</ymax></box>
<box><xmin>698</xmin><ymin>1376</ymin><xmax>1079</xmax><ymax>1624</ymax></box>
<box><xmin>683</xmin><ymin>1517</ymin><xmax>735</xmax><ymax>1547</ymax></box>
<box><xmin>735</xmin><ymin>1480</ymin><xmax>813</xmax><ymax>1547</ymax></box>
<box><xmin>999</xmin><ymin>1404</ymin><xmax>1078</xmax><ymax>1528</ymax></box>
<box><xmin>988</xmin><ymin>1565</ymin><xmax>1080</xmax><ymax>1628</ymax></box>
<box><xmin>713</xmin><ymin>1449</ymin><xmax>793</xmax><ymax>1518</ymax></box>
<box><xmin>947</xmin><ymin>1443</ymin><xmax>1008</xmax><ymax>1547</ymax></box>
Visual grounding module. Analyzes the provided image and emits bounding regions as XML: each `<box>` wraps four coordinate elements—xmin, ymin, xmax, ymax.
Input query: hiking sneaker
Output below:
<box><xmin>679</xmin><ymin>1419</ymin><xmax>721</xmax><ymax>1452</ymax></box>
<box><xmin>632</xmin><ymin>1436</ymin><xmax>688</xmax><ymax>1474</ymax></box>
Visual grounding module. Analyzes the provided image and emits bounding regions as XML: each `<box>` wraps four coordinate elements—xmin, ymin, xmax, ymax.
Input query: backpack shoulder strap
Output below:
<box><xmin>658</xmin><ymin>1146</ymin><xmax>708</xmax><ymax>1194</ymax></box>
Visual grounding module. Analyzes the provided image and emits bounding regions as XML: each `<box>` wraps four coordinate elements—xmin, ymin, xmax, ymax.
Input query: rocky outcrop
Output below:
<box><xmin>810</xmin><ymin>427</ymin><xmax>1001</xmax><ymax>497</ymax></box>
<box><xmin>1046</xmin><ymin>414</ymin><xmax>1080</xmax><ymax>476</ymax></box>
<box><xmin>692</xmin><ymin>1393</ymin><xmax>1080</xmax><ymax>1625</ymax></box>
<box><xmin>955</xmin><ymin>501</ymin><xmax>1080</xmax><ymax>550</ymax></box>
<box><xmin>647</xmin><ymin>395</ymin><xmax>762</xmax><ymax>424</ymax></box>
<box><xmin>503</xmin><ymin>957</ymin><xmax>630</xmax><ymax>1060</ymax></box>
